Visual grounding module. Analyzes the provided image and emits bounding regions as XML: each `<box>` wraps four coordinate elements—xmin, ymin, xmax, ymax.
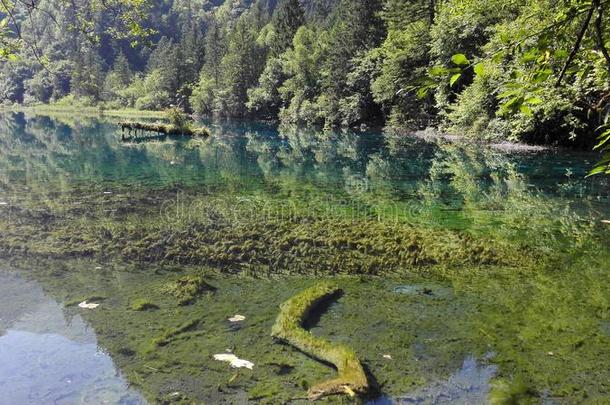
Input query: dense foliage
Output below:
<box><xmin>1</xmin><ymin>0</ymin><xmax>610</xmax><ymax>158</ymax></box>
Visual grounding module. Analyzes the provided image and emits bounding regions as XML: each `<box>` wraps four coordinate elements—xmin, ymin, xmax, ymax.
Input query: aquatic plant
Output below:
<box><xmin>489</xmin><ymin>376</ymin><xmax>538</xmax><ymax>404</ymax></box>
<box><xmin>166</xmin><ymin>107</ymin><xmax>190</xmax><ymax>131</ymax></box>
<box><xmin>159</xmin><ymin>274</ymin><xmax>216</xmax><ymax>306</ymax></box>
<box><xmin>2</xmin><ymin>114</ymin><xmax>609</xmax><ymax>404</ymax></box>
<box><xmin>271</xmin><ymin>282</ymin><xmax>369</xmax><ymax>401</ymax></box>
<box><xmin>152</xmin><ymin>319</ymin><xmax>199</xmax><ymax>347</ymax></box>
<box><xmin>130</xmin><ymin>298</ymin><xmax>159</xmax><ymax>311</ymax></box>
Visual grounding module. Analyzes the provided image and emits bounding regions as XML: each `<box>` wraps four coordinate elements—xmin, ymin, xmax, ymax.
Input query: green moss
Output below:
<box><xmin>248</xmin><ymin>380</ymin><xmax>282</xmax><ymax>401</ymax></box>
<box><xmin>271</xmin><ymin>282</ymin><xmax>369</xmax><ymax>400</ymax></box>
<box><xmin>64</xmin><ymin>295</ymin><xmax>106</xmax><ymax>307</ymax></box>
<box><xmin>131</xmin><ymin>298</ymin><xmax>160</xmax><ymax>311</ymax></box>
<box><xmin>489</xmin><ymin>376</ymin><xmax>538</xmax><ymax>405</ymax></box>
<box><xmin>9</xmin><ymin>256</ymin><xmax>610</xmax><ymax>404</ymax></box>
<box><xmin>118</xmin><ymin>121</ymin><xmax>210</xmax><ymax>140</ymax></box>
<box><xmin>0</xmin><ymin>198</ymin><xmax>530</xmax><ymax>278</ymax></box>
<box><xmin>152</xmin><ymin>319</ymin><xmax>199</xmax><ymax>347</ymax></box>
<box><xmin>160</xmin><ymin>275</ymin><xmax>216</xmax><ymax>306</ymax></box>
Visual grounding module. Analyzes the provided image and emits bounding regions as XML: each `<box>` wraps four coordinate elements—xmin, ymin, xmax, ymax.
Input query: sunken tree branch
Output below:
<box><xmin>271</xmin><ymin>282</ymin><xmax>369</xmax><ymax>401</ymax></box>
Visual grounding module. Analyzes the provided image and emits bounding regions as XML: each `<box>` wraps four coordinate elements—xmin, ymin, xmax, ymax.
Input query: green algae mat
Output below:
<box><xmin>0</xmin><ymin>112</ymin><xmax>609</xmax><ymax>403</ymax></box>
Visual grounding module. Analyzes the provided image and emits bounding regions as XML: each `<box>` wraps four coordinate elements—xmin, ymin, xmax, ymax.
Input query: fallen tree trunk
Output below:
<box><xmin>271</xmin><ymin>282</ymin><xmax>369</xmax><ymax>401</ymax></box>
<box><xmin>118</xmin><ymin>121</ymin><xmax>210</xmax><ymax>140</ymax></box>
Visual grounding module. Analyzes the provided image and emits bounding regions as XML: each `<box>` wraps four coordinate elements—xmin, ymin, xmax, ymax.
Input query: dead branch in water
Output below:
<box><xmin>271</xmin><ymin>282</ymin><xmax>369</xmax><ymax>401</ymax></box>
<box><xmin>118</xmin><ymin>121</ymin><xmax>210</xmax><ymax>141</ymax></box>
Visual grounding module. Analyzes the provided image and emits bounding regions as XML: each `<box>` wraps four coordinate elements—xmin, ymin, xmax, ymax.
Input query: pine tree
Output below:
<box><xmin>270</xmin><ymin>0</ymin><xmax>305</xmax><ymax>56</ymax></box>
<box><xmin>147</xmin><ymin>37</ymin><xmax>181</xmax><ymax>97</ymax></box>
<box><xmin>320</xmin><ymin>0</ymin><xmax>385</xmax><ymax>124</ymax></box>
<box><xmin>219</xmin><ymin>11</ymin><xmax>267</xmax><ymax>115</ymax></box>
<box><xmin>70</xmin><ymin>48</ymin><xmax>105</xmax><ymax>101</ymax></box>
<box><xmin>180</xmin><ymin>22</ymin><xmax>205</xmax><ymax>86</ymax></box>
<box><xmin>203</xmin><ymin>17</ymin><xmax>226</xmax><ymax>86</ymax></box>
<box><xmin>305</xmin><ymin>0</ymin><xmax>339</xmax><ymax>23</ymax></box>
<box><xmin>112</xmin><ymin>51</ymin><xmax>132</xmax><ymax>86</ymax></box>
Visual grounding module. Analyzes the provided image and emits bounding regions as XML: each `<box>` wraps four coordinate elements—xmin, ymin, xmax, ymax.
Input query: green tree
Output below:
<box><xmin>0</xmin><ymin>0</ymin><xmax>154</xmax><ymax>60</ymax></box>
<box><xmin>218</xmin><ymin>9</ymin><xmax>267</xmax><ymax>116</ymax></box>
<box><xmin>112</xmin><ymin>52</ymin><xmax>133</xmax><ymax>86</ymax></box>
<box><xmin>203</xmin><ymin>16</ymin><xmax>227</xmax><ymax>87</ymax></box>
<box><xmin>270</xmin><ymin>0</ymin><xmax>305</xmax><ymax>56</ymax></box>
<box><xmin>320</xmin><ymin>0</ymin><xmax>385</xmax><ymax>126</ymax></box>
<box><xmin>70</xmin><ymin>48</ymin><xmax>105</xmax><ymax>101</ymax></box>
<box><xmin>278</xmin><ymin>26</ymin><xmax>328</xmax><ymax>125</ymax></box>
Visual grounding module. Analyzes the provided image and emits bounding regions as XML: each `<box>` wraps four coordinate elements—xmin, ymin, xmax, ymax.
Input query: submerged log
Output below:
<box><xmin>118</xmin><ymin>121</ymin><xmax>210</xmax><ymax>141</ymax></box>
<box><xmin>271</xmin><ymin>282</ymin><xmax>369</xmax><ymax>401</ymax></box>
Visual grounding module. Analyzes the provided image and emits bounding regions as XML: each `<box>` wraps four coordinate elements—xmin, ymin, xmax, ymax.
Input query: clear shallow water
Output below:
<box><xmin>370</xmin><ymin>357</ymin><xmax>497</xmax><ymax>404</ymax></box>
<box><xmin>0</xmin><ymin>271</ymin><xmax>144</xmax><ymax>405</ymax></box>
<box><xmin>0</xmin><ymin>111</ymin><xmax>609</xmax><ymax>404</ymax></box>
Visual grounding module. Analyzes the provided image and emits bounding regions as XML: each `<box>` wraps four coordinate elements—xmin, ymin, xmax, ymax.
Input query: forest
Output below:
<box><xmin>1</xmin><ymin>2</ymin><xmax>610</xmax><ymax>403</ymax></box>
<box><xmin>1</xmin><ymin>0</ymin><xmax>610</xmax><ymax>173</ymax></box>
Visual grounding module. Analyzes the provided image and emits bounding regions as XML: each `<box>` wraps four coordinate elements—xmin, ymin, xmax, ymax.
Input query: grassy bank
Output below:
<box><xmin>1</xmin><ymin>103</ymin><xmax>166</xmax><ymax>120</ymax></box>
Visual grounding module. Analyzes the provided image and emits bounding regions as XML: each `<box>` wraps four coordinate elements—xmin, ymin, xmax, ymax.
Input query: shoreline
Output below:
<box><xmin>0</xmin><ymin>104</ymin><xmax>166</xmax><ymax>119</ymax></box>
<box><xmin>409</xmin><ymin>128</ymin><xmax>553</xmax><ymax>153</ymax></box>
<box><xmin>0</xmin><ymin>104</ymin><xmax>592</xmax><ymax>154</ymax></box>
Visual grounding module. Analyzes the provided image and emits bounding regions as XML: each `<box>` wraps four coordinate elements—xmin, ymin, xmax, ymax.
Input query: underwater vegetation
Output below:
<box><xmin>152</xmin><ymin>319</ymin><xmax>200</xmax><ymax>347</ymax></box>
<box><xmin>271</xmin><ymin>282</ymin><xmax>369</xmax><ymax>401</ymax></box>
<box><xmin>0</xmin><ymin>199</ymin><xmax>531</xmax><ymax>278</ymax></box>
<box><xmin>0</xmin><ymin>113</ymin><xmax>609</xmax><ymax>403</ymax></box>
<box><xmin>130</xmin><ymin>298</ymin><xmax>160</xmax><ymax>311</ymax></box>
<box><xmin>160</xmin><ymin>274</ymin><xmax>217</xmax><ymax>306</ymax></box>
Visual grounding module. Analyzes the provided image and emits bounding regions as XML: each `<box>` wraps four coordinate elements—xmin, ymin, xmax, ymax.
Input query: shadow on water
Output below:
<box><xmin>302</xmin><ymin>289</ymin><xmax>344</xmax><ymax>331</ymax></box>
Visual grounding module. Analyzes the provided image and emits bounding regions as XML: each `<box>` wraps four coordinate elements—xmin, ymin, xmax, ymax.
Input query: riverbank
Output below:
<box><xmin>1</xmin><ymin>104</ymin><xmax>166</xmax><ymax>119</ymax></box>
<box><xmin>0</xmin><ymin>104</ymin><xmax>582</xmax><ymax>153</ymax></box>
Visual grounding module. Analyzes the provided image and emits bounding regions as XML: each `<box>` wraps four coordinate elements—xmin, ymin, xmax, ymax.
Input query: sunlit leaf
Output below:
<box><xmin>450</xmin><ymin>73</ymin><xmax>462</xmax><ymax>87</ymax></box>
<box><xmin>429</xmin><ymin>66</ymin><xmax>447</xmax><ymax>76</ymax></box>
<box><xmin>520</xmin><ymin>105</ymin><xmax>533</xmax><ymax>116</ymax></box>
<box><xmin>532</xmin><ymin>69</ymin><xmax>553</xmax><ymax>83</ymax></box>
<box><xmin>474</xmin><ymin>63</ymin><xmax>485</xmax><ymax>76</ymax></box>
<box><xmin>498</xmin><ymin>89</ymin><xmax>520</xmax><ymax>99</ymax></box>
<box><xmin>504</xmin><ymin>96</ymin><xmax>524</xmax><ymax>109</ymax></box>
<box><xmin>451</xmin><ymin>53</ymin><xmax>469</xmax><ymax>66</ymax></box>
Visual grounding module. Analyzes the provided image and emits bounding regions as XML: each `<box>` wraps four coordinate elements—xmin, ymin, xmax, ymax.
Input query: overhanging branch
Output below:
<box><xmin>556</xmin><ymin>3</ymin><xmax>596</xmax><ymax>87</ymax></box>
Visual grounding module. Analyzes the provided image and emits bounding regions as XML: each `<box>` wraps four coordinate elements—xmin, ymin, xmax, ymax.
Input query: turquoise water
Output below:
<box><xmin>0</xmin><ymin>112</ymin><xmax>609</xmax><ymax>403</ymax></box>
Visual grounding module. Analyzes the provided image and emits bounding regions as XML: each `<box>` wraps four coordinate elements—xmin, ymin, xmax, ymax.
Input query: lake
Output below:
<box><xmin>0</xmin><ymin>111</ymin><xmax>609</xmax><ymax>404</ymax></box>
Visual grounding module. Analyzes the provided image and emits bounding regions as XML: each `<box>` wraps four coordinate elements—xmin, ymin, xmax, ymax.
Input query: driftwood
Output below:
<box><xmin>118</xmin><ymin>121</ymin><xmax>210</xmax><ymax>141</ymax></box>
<box><xmin>271</xmin><ymin>282</ymin><xmax>369</xmax><ymax>401</ymax></box>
